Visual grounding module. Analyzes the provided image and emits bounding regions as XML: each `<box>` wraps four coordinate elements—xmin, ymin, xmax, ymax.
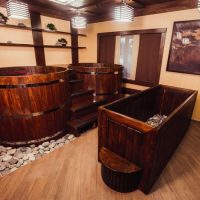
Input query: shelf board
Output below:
<box><xmin>0</xmin><ymin>24</ymin><xmax>32</xmax><ymax>31</ymax></box>
<box><xmin>33</xmin><ymin>28</ymin><xmax>87</xmax><ymax>37</ymax></box>
<box><xmin>43</xmin><ymin>45</ymin><xmax>86</xmax><ymax>49</ymax></box>
<box><xmin>0</xmin><ymin>43</ymin><xmax>86</xmax><ymax>49</ymax></box>
<box><xmin>0</xmin><ymin>43</ymin><xmax>34</xmax><ymax>47</ymax></box>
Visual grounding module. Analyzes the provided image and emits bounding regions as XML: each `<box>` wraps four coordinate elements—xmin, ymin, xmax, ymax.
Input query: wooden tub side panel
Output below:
<box><xmin>139</xmin><ymin>91</ymin><xmax>198</xmax><ymax>193</ymax></box>
<box><xmin>98</xmin><ymin>107</ymin><xmax>157</xmax><ymax>176</ymax></box>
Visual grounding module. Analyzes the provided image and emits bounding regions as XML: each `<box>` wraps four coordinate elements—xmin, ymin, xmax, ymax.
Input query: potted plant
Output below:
<box><xmin>0</xmin><ymin>12</ymin><xmax>8</xmax><ymax>24</ymax></box>
<box><xmin>47</xmin><ymin>23</ymin><xmax>57</xmax><ymax>31</ymax></box>
<box><xmin>56</xmin><ymin>38</ymin><xmax>67</xmax><ymax>47</ymax></box>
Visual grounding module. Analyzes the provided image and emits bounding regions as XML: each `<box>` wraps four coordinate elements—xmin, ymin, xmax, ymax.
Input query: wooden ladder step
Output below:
<box><xmin>71</xmin><ymin>98</ymin><xmax>106</xmax><ymax>113</ymax></box>
<box><xmin>99</xmin><ymin>147</ymin><xmax>142</xmax><ymax>193</ymax></box>
<box><xmin>71</xmin><ymin>89</ymin><xmax>94</xmax><ymax>104</ymax></box>
<box><xmin>69</xmin><ymin>79</ymin><xmax>84</xmax><ymax>93</ymax></box>
<box><xmin>67</xmin><ymin>112</ymin><xmax>98</xmax><ymax>136</ymax></box>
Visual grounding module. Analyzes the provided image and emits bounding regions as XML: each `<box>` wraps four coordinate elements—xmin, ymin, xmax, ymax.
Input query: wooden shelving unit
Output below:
<box><xmin>0</xmin><ymin>24</ymin><xmax>86</xmax><ymax>37</ymax></box>
<box><xmin>0</xmin><ymin>18</ymin><xmax>87</xmax><ymax>65</ymax></box>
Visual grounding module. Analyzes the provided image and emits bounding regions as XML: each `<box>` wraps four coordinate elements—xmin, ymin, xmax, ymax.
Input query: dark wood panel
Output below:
<box><xmin>0</xmin><ymin>0</ymin><xmax>197</xmax><ymax>23</ymax></box>
<box><xmin>68</xmin><ymin>63</ymin><xmax>123</xmax><ymax>95</ymax></box>
<box><xmin>135</xmin><ymin>33</ymin><xmax>164</xmax><ymax>84</ymax></box>
<box><xmin>97</xmin><ymin>35</ymin><xmax>116</xmax><ymax>64</ymax></box>
<box><xmin>0</xmin><ymin>66</ymin><xmax>70</xmax><ymax>146</ymax></box>
<box><xmin>30</xmin><ymin>12</ymin><xmax>46</xmax><ymax>66</ymax></box>
<box><xmin>71</xmin><ymin>24</ymin><xmax>79</xmax><ymax>64</ymax></box>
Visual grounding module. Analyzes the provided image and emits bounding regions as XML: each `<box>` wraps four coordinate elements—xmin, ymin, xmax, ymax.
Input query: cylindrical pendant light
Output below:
<box><xmin>114</xmin><ymin>0</ymin><xmax>134</xmax><ymax>22</ymax></box>
<box><xmin>7</xmin><ymin>0</ymin><xmax>30</xmax><ymax>20</ymax></box>
<box><xmin>71</xmin><ymin>11</ymin><xmax>87</xmax><ymax>29</ymax></box>
<box><xmin>50</xmin><ymin>0</ymin><xmax>76</xmax><ymax>5</ymax></box>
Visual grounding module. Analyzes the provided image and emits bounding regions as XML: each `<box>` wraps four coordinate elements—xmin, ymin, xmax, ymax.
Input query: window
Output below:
<box><xmin>115</xmin><ymin>35</ymin><xmax>140</xmax><ymax>79</ymax></box>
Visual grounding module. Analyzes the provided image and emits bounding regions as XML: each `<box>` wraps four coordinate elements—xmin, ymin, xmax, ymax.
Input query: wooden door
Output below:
<box><xmin>97</xmin><ymin>35</ymin><xmax>116</xmax><ymax>64</ymax></box>
<box><xmin>135</xmin><ymin>33</ymin><xmax>164</xmax><ymax>84</ymax></box>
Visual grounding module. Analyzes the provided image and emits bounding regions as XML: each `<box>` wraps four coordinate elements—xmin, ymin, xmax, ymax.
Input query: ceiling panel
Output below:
<box><xmin>0</xmin><ymin>0</ymin><xmax>197</xmax><ymax>23</ymax></box>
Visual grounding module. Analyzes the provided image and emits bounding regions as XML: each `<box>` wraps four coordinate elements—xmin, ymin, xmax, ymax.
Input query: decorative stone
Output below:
<box><xmin>6</xmin><ymin>147</ymin><xmax>12</xmax><ymax>150</ymax></box>
<box><xmin>32</xmin><ymin>150</ymin><xmax>38</xmax><ymax>155</ymax></box>
<box><xmin>44</xmin><ymin>147</ymin><xmax>50</xmax><ymax>151</ymax></box>
<box><xmin>3</xmin><ymin>155</ymin><xmax>12</xmax><ymax>162</ymax></box>
<box><xmin>23</xmin><ymin>155</ymin><xmax>29</xmax><ymax>161</ymax></box>
<box><xmin>49</xmin><ymin>143</ymin><xmax>56</xmax><ymax>149</ymax></box>
<box><xmin>65</xmin><ymin>140</ymin><xmax>70</xmax><ymax>144</ymax></box>
<box><xmin>19</xmin><ymin>147</ymin><xmax>27</xmax><ymax>152</ymax></box>
<box><xmin>30</xmin><ymin>144</ymin><xmax>36</xmax><ymax>148</ymax></box>
<box><xmin>14</xmin><ymin>153</ymin><xmax>24</xmax><ymax>159</ymax></box>
<box><xmin>0</xmin><ymin>163</ymin><xmax>6</xmax><ymax>171</ymax></box>
<box><xmin>33</xmin><ymin>147</ymin><xmax>39</xmax><ymax>151</ymax></box>
<box><xmin>16</xmin><ymin>161</ymin><xmax>23</xmax><ymax>168</ymax></box>
<box><xmin>26</xmin><ymin>148</ymin><xmax>32</xmax><ymax>154</ymax></box>
<box><xmin>19</xmin><ymin>159</ymin><xmax>24</xmax><ymax>164</ymax></box>
<box><xmin>9</xmin><ymin>158</ymin><xmax>18</xmax><ymax>165</ymax></box>
<box><xmin>39</xmin><ymin>145</ymin><xmax>44</xmax><ymax>149</ymax></box>
<box><xmin>29</xmin><ymin>156</ymin><xmax>35</xmax><ymax>161</ymax></box>
<box><xmin>10</xmin><ymin>167</ymin><xmax>17</xmax><ymax>172</ymax></box>
<box><xmin>56</xmin><ymin>138</ymin><xmax>65</xmax><ymax>144</ymax></box>
<box><xmin>39</xmin><ymin>149</ymin><xmax>44</xmax><ymax>154</ymax></box>
<box><xmin>50</xmin><ymin>140</ymin><xmax>55</xmax><ymax>143</ymax></box>
<box><xmin>42</xmin><ymin>142</ymin><xmax>50</xmax><ymax>147</ymax></box>
<box><xmin>68</xmin><ymin>135</ymin><xmax>74</xmax><ymax>140</ymax></box>
<box><xmin>7</xmin><ymin>149</ymin><xmax>16</xmax><ymax>155</ymax></box>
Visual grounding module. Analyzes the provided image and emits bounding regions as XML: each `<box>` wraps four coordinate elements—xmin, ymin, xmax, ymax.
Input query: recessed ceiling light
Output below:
<box><xmin>49</xmin><ymin>0</ymin><xmax>76</xmax><ymax>5</ymax></box>
<box><xmin>6</xmin><ymin>0</ymin><xmax>30</xmax><ymax>20</ymax></box>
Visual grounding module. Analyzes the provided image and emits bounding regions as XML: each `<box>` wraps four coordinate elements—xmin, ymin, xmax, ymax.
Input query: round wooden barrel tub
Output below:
<box><xmin>0</xmin><ymin>66</ymin><xmax>70</xmax><ymax>146</ymax></box>
<box><xmin>68</xmin><ymin>63</ymin><xmax>123</xmax><ymax>95</ymax></box>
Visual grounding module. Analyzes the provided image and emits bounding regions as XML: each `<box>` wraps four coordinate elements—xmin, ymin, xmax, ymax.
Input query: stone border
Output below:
<box><xmin>0</xmin><ymin>133</ymin><xmax>76</xmax><ymax>177</ymax></box>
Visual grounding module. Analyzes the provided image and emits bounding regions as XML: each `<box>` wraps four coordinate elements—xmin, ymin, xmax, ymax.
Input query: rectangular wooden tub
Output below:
<box><xmin>98</xmin><ymin>85</ymin><xmax>197</xmax><ymax>193</ymax></box>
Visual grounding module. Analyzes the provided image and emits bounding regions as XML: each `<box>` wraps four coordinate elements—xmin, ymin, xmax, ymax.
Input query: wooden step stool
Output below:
<box><xmin>99</xmin><ymin>147</ymin><xmax>142</xmax><ymax>193</ymax></box>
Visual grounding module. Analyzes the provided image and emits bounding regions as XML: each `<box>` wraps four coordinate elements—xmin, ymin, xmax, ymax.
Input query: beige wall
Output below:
<box><xmin>41</xmin><ymin>16</ymin><xmax>72</xmax><ymax>65</ymax></box>
<box><xmin>0</xmin><ymin>7</ymin><xmax>36</xmax><ymax>67</ymax></box>
<box><xmin>0</xmin><ymin>7</ymin><xmax>72</xmax><ymax>67</ymax></box>
<box><xmin>78</xmin><ymin>9</ymin><xmax>200</xmax><ymax>121</ymax></box>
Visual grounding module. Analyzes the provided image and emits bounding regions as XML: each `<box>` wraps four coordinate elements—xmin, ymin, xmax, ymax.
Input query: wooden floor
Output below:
<box><xmin>0</xmin><ymin>121</ymin><xmax>200</xmax><ymax>200</ymax></box>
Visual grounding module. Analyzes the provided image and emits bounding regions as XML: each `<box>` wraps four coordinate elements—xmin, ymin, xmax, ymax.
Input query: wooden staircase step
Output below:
<box><xmin>71</xmin><ymin>98</ymin><xmax>106</xmax><ymax>113</ymax></box>
<box><xmin>71</xmin><ymin>90</ymin><xmax>94</xmax><ymax>104</ymax></box>
<box><xmin>99</xmin><ymin>147</ymin><xmax>142</xmax><ymax>193</ymax></box>
<box><xmin>70</xmin><ymin>79</ymin><xmax>84</xmax><ymax>93</ymax></box>
<box><xmin>67</xmin><ymin>112</ymin><xmax>98</xmax><ymax>136</ymax></box>
<box><xmin>71</xmin><ymin>98</ymin><xmax>106</xmax><ymax>119</ymax></box>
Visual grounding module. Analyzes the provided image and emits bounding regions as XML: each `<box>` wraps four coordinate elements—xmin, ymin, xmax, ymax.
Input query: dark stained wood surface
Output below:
<box><xmin>31</xmin><ymin>12</ymin><xmax>46</xmax><ymax>66</ymax></box>
<box><xmin>135</xmin><ymin>33</ymin><xmax>164</xmax><ymax>84</ymax></box>
<box><xmin>98</xmin><ymin>85</ymin><xmax>197</xmax><ymax>194</ymax></box>
<box><xmin>0</xmin><ymin>66</ymin><xmax>70</xmax><ymax>146</ymax></box>
<box><xmin>0</xmin><ymin>0</ymin><xmax>196</xmax><ymax>23</ymax></box>
<box><xmin>100</xmin><ymin>147</ymin><xmax>141</xmax><ymax>173</ymax></box>
<box><xmin>97</xmin><ymin>35</ymin><xmax>116</xmax><ymax>64</ymax></box>
<box><xmin>68</xmin><ymin>63</ymin><xmax>123</xmax><ymax>95</ymax></box>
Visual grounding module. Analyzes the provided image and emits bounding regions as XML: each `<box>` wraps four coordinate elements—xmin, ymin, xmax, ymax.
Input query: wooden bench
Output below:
<box><xmin>99</xmin><ymin>147</ymin><xmax>142</xmax><ymax>193</ymax></box>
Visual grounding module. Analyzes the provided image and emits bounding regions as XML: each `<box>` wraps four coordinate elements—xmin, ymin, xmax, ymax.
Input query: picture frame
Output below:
<box><xmin>167</xmin><ymin>20</ymin><xmax>200</xmax><ymax>75</ymax></box>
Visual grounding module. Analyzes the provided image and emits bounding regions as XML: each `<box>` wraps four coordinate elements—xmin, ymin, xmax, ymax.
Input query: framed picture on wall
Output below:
<box><xmin>167</xmin><ymin>20</ymin><xmax>200</xmax><ymax>75</ymax></box>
